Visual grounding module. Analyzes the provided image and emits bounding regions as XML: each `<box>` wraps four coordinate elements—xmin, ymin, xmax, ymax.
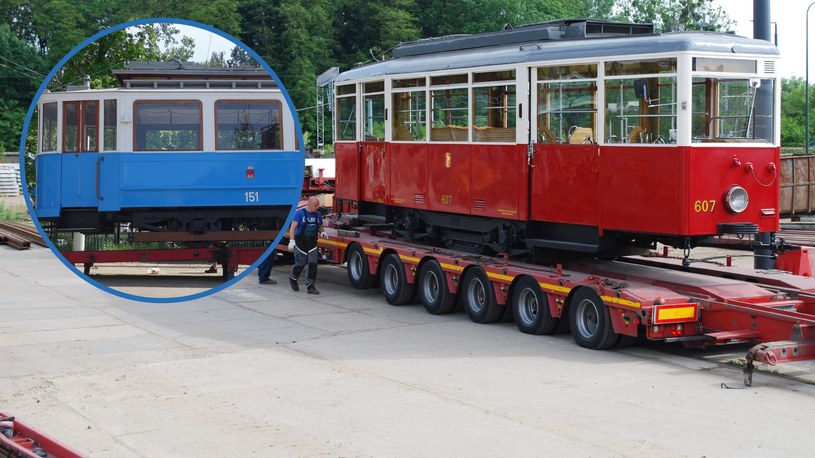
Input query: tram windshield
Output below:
<box><xmin>691</xmin><ymin>77</ymin><xmax>775</xmax><ymax>143</ymax></box>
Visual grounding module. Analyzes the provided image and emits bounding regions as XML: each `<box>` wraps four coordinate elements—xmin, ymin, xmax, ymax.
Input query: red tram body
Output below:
<box><xmin>333</xmin><ymin>20</ymin><xmax>780</xmax><ymax>258</ymax></box>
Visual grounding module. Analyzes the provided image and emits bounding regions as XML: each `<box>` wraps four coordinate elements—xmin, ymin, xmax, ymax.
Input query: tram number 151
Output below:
<box><xmin>245</xmin><ymin>191</ymin><xmax>260</xmax><ymax>203</ymax></box>
<box><xmin>694</xmin><ymin>199</ymin><xmax>716</xmax><ymax>213</ymax></box>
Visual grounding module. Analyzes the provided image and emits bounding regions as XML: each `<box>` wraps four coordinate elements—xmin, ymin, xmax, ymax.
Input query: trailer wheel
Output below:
<box><xmin>461</xmin><ymin>267</ymin><xmax>502</xmax><ymax>324</ymax></box>
<box><xmin>569</xmin><ymin>288</ymin><xmax>616</xmax><ymax>349</ymax></box>
<box><xmin>512</xmin><ymin>276</ymin><xmax>558</xmax><ymax>335</ymax></box>
<box><xmin>418</xmin><ymin>259</ymin><xmax>455</xmax><ymax>315</ymax></box>
<box><xmin>347</xmin><ymin>243</ymin><xmax>375</xmax><ymax>289</ymax></box>
<box><xmin>381</xmin><ymin>253</ymin><xmax>415</xmax><ymax>305</ymax></box>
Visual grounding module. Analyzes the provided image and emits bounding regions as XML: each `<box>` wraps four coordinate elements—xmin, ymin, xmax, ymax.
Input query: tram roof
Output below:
<box><xmin>336</xmin><ymin>30</ymin><xmax>779</xmax><ymax>83</ymax></box>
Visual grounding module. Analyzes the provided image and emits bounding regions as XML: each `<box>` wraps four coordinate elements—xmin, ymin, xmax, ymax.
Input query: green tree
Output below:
<box><xmin>0</xmin><ymin>23</ymin><xmax>47</xmax><ymax>152</ymax></box>
<box><xmin>780</xmin><ymin>77</ymin><xmax>807</xmax><ymax>148</ymax></box>
<box><xmin>612</xmin><ymin>0</ymin><xmax>732</xmax><ymax>32</ymax></box>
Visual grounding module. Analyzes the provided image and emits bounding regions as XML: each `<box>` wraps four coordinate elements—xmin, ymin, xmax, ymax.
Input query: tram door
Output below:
<box><xmin>60</xmin><ymin>100</ymin><xmax>101</xmax><ymax>209</ymax></box>
<box><xmin>528</xmin><ymin>66</ymin><xmax>601</xmax><ymax>227</ymax></box>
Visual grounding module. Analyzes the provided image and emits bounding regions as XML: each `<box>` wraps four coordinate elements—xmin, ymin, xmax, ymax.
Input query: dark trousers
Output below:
<box><xmin>258</xmin><ymin>249</ymin><xmax>275</xmax><ymax>282</ymax></box>
<box><xmin>290</xmin><ymin>247</ymin><xmax>318</xmax><ymax>286</ymax></box>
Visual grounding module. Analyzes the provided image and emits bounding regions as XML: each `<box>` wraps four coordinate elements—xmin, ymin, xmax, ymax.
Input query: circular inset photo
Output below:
<box><xmin>21</xmin><ymin>19</ymin><xmax>304</xmax><ymax>302</ymax></box>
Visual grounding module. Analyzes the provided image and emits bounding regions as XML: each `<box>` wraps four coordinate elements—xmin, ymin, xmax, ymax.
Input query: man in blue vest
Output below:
<box><xmin>288</xmin><ymin>196</ymin><xmax>324</xmax><ymax>294</ymax></box>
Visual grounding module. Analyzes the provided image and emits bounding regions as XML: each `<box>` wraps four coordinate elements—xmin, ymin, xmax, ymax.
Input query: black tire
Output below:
<box><xmin>346</xmin><ymin>243</ymin><xmax>375</xmax><ymax>289</ymax></box>
<box><xmin>512</xmin><ymin>276</ymin><xmax>559</xmax><ymax>335</ymax></box>
<box><xmin>460</xmin><ymin>267</ymin><xmax>502</xmax><ymax>324</ymax></box>
<box><xmin>417</xmin><ymin>259</ymin><xmax>455</xmax><ymax>315</ymax></box>
<box><xmin>614</xmin><ymin>333</ymin><xmax>637</xmax><ymax>348</ymax></box>
<box><xmin>569</xmin><ymin>288</ymin><xmax>616</xmax><ymax>350</ymax></box>
<box><xmin>380</xmin><ymin>253</ymin><xmax>415</xmax><ymax>305</ymax></box>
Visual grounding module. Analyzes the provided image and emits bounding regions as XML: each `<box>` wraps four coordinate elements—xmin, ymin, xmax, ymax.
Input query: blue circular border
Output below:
<box><xmin>18</xmin><ymin>18</ymin><xmax>304</xmax><ymax>303</ymax></box>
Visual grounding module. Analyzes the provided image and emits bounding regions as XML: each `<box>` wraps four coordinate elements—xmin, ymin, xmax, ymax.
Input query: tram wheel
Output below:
<box><xmin>346</xmin><ymin>243</ymin><xmax>375</xmax><ymax>289</ymax></box>
<box><xmin>460</xmin><ymin>267</ymin><xmax>502</xmax><ymax>324</ymax></box>
<box><xmin>380</xmin><ymin>253</ymin><xmax>415</xmax><ymax>305</ymax></box>
<box><xmin>569</xmin><ymin>288</ymin><xmax>617</xmax><ymax>349</ymax></box>
<box><xmin>417</xmin><ymin>259</ymin><xmax>455</xmax><ymax>315</ymax></box>
<box><xmin>512</xmin><ymin>276</ymin><xmax>559</xmax><ymax>335</ymax></box>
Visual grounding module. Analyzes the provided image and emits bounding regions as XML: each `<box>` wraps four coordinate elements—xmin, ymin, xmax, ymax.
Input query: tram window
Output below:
<box><xmin>215</xmin><ymin>101</ymin><xmax>282</xmax><ymax>150</ymax></box>
<box><xmin>364</xmin><ymin>81</ymin><xmax>384</xmax><ymax>93</ymax></box>
<box><xmin>393</xmin><ymin>78</ymin><xmax>426</xmax><ymax>88</ymax></box>
<box><xmin>538</xmin><ymin>64</ymin><xmax>597</xmax><ymax>81</ymax></box>
<box><xmin>431</xmin><ymin>88</ymin><xmax>468</xmax><ymax>142</ymax></box>
<box><xmin>63</xmin><ymin>100</ymin><xmax>98</xmax><ymax>153</ymax></box>
<box><xmin>473</xmin><ymin>85</ymin><xmax>516</xmax><ymax>142</ymax></box>
<box><xmin>605</xmin><ymin>76</ymin><xmax>676</xmax><ymax>144</ymax></box>
<box><xmin>134</xmin><ymin>101</ymin><xmax>202</xmax><ymax>151</ymax></box>
<box><xmin>537</xmin><ymin>80</ymin><xmax>596</xmax><ymax>144</ymax></box>
<box><xmin>691</xmin><ymin>77</ymin><xmax>775</xmax><ymax>143</ymax></box>
<box><xmin>392</xmin><ymin>91</ymin><xmax>426</xmax><ymax>141</ymax></box>
<box><xmin>605</xmin><ymin>58</ymin><xmax>676</xmax><ymax>76</ymax></box>
<box><xmin>473</xmin><ymin>70</ymin><xmax>515</xmax><ymax>83</ymax></box>
<box><xmin>336</xmin><ymin>95</ymin><xmax>357</xmax><ymax>141</ymax></box>
<box><xmin>431</xmin><ymin>74</ymin><xmax>467</xmax><ymax>86</ymax></box>
<box><xmin>363</xmin><ymin>94</ymin><xmax>385</xmax><ymax>141</ymax></box>
<box><xmin>336</xmin><ymin>84</ymin><xmax>356</xmax><ymax>96</ymax></box>
<box><xmin>103</xmin><ymin>100</ymin><xmax>116</xmax><ymax>151</ymax></box>
<box><xmin>41</xmin><ymin>102</ymin><xmax>57</xmax><ymax>152</ymax></box>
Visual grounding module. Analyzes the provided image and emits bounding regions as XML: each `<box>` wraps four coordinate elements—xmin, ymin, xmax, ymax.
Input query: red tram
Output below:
<box><xmin>332</xmin><ymin>20</ymin><xmax>780</xmax><ymax>260</ymax></box>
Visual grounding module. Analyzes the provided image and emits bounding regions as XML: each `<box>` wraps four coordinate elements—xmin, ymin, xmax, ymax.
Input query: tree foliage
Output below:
<box><xmin>9</xmin><ymin>0</ymin><xmax>808</xmax><ymax>155</ymax></box>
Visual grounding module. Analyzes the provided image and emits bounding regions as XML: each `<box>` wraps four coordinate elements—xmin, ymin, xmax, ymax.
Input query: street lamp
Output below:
<box><xmin>807</xmin><ymin>2</ymin><xmax>815</xmax><ymax>155</ymax></box>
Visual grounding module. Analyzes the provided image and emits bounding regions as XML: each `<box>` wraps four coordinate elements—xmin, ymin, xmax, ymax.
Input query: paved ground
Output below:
<box><xmin>3</xmin><ymin>246</ymin><xmax>815</xmax><ymax>457</ymax></box>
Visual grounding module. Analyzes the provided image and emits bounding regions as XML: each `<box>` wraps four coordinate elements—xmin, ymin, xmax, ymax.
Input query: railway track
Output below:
<box><xmin>778</xmin><ymin>223</ymin><xmax>815</xmax><ymax>247</ymax></box>
<box><xmin>0</xmin><ymin>221</ymin><xmax>45</xmax><ymax>250</ymax></box>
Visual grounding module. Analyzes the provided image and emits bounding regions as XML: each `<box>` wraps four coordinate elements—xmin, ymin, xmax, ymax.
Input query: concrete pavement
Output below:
<box><xmin>2</xmin><ymin>246</ymin><xmax>815</xmax><ymax>456</ymax></box>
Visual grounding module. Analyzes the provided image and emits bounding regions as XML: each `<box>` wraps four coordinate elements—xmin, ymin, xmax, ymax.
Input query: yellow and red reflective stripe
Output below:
<box><xmin>319</xmin><ymin>239</ymin><xmax>348</xmax><ymax>249</ymax></box>
<box><xmin>540</xmin><ymin>282</ymin><xmax>571</xmax><ymax>294</ymax></box>
<box><xmin>655</xmin><ymin>304</ymin><xmax>697</xmax><ymax>323</ymax></box>
<box><xmin>399</xmin><ymin>254</ymin><xmax>422</xmax><ymax>263</ymax></box>
<box><xmin>601</xmin><ymin>295</ymin><xmax>641</xmax><ymax>309</ymax></box>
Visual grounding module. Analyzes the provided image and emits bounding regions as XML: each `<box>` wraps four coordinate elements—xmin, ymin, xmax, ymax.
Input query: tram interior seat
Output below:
<box><xmin>473</xmin><ymin>127</ymin><xmax>515</xmax><ymax>142</ymax></box>
<box><xmin>431</xmin><ymin>126</ymin><xmax>468</xmax><ymax>142</ymax></box>
<box><xmin>393</xmin><ymin>125</ymin><xmax>416</xmax><ymax>141</ymax></box>
<box><xmin>568</xmin><ymin>127</ymin><xmax>594</xmax><ymax>144</ymax></box>
<box><xmin>628</xmin><ymin>126</ymin><xmax>645</xmax><ymax>143</ymax></box>
<box><xmin>538</xmin><ymin>125</ymin><xmax>557</xmax><ymax>143</ymax></box>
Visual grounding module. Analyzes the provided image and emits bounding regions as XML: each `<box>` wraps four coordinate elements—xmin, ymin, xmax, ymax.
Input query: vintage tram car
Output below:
<box><xmin>332</xmin><ymin>20</ymin><xmax>780</xmax><ymax>259</ymax></box>
<box><xmin>34</xmin><ymin>63</ymin><xmax>302</xmax><ymax>235</ymax></box>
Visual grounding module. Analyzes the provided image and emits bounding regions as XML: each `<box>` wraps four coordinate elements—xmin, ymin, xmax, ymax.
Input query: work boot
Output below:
<box><xmin>307</xmin><ymin>285</ymin><xmax>320</xmax><ymax>295</ymax></box>
<box><xmin>289</xmin><ymin>277</ymin><xmax>299</xmax><ymax>291</ymax></box>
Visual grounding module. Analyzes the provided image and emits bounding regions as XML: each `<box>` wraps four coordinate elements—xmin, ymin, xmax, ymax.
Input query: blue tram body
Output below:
<box><xmin>34</xmin><ymin>66</ymin><xmax>302</xmax><ymax>235</ymax></box>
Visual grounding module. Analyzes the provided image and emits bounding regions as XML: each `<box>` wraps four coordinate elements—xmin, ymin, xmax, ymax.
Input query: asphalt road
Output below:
<box><xmin>2</xmin><ymin>246</ymin><xmax>815</xmax><ymax>457</ymax></box>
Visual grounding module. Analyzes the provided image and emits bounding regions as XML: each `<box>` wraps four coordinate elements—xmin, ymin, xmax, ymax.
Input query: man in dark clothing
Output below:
<box><xmin>288</xmin><ymin>196</ymin><xmax>324</xmax><ymax>294</ymax></box>
<box><xmin>258</xmin><ymin>248</ymin><xmax>277</xmax><ymax>285</ymax></box>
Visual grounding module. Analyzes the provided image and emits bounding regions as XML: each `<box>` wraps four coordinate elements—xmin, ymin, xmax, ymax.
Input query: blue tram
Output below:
<box><xmin>34</xmin><ymin>64</ymin><xmax>302</xmax><ymax>235</ymax></box>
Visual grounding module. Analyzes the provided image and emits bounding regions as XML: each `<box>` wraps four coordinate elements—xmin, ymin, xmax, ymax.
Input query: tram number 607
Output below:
<box><xmin>245</xmin><ymin>191</ymin><xmax>260</xmax><ymax>203</ymax></box>
<box><xmin>441</xmin><ymin>195</ymin><xmax>453</xmax><ymax>205</ymax></box>
<box><xmin>694</xmin><ymin>199</ymin><xmax>716</xmax><ymax>213</ymax></box>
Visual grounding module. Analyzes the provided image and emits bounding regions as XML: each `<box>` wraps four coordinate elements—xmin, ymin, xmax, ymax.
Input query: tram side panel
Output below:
<box><xmin>360</xmin><ymin>142</ymin><xmax>388</xmax><ymax>204</ymax></box>
<box><xmin>34</xmin><ymin>153</ymin><xmax>62</xmax><ymax>218</ymax></box>
<box><xmin>529</xmin><ymin>143</ymin><xmax>600</xmax><ymax>227</ymax></box>
<box><xmin>334</xmin><ymin>141</ymin><xmax>360</xmax><ymax>202</ymax></box>
<box><xmin>388</xmin><ymin>142</ymin><xmax>428</xmax><ymax>209</ymax></box>
<box><xmin>97</xmin><ymin>151</ymin><xmax>302</xmax><ymax>212</ymax></box>
<box><xmin>470</xmin><ymin>144</ymin><xmax>526</xmax><ymax>220</ymax></box>
<box><xmin>426</xmin><ymin>143</ymin><xmax>470</xmax><ymax>215</ymax></box>
<box><xmin>598</xmin><ymin>145</ymin><xmax>685</xmax><ymax>236</ymax></box>
<box><xmin>686</xmin><ymin>145</ymin><xmax>780</xmax><ymax>235</ymax></box>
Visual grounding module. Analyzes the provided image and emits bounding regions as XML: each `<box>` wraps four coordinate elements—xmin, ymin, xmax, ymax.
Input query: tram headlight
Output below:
<box><xmin>724</xmin><ymin>186</ymin><xmax>749</xmax><ymax>214</ymax></box>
